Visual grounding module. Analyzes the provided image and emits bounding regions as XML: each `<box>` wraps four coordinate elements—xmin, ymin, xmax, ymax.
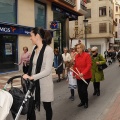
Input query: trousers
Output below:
<box><xmin>77</xmin><ymin>79</ymin><xmax>91</xmax><ymax>103</ymax></box>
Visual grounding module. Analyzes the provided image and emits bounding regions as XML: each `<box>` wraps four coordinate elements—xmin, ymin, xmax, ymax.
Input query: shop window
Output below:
<box><xmin>0</xmin><ymin>35</ymin><xmax>18</xmax><ymax>73</ymax></box>
<box><xmin>0</xmin><ymin>0</ymin><xmax>17</xmax><ymax>23</ymax></box>
<box><xmin>85</xmin><ymin>9</ymin><xmax>91</xmax><ymax>18</ymax></box>
<box><xmin>99</xmin><ymin>23</ymin><xmax>107</xmax><ymax>33</ymax></box>
<box><xmin>35</xmin><ymin>1</ymin><xmax>46</xmax><ymax>28</ymax></box>
<box><xmin>99</xmin><ymin>6</ymin><xmax>106</xmax><ymax>16</ymax></box>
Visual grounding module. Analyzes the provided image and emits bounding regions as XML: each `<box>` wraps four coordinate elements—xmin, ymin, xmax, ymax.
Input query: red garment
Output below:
<box><xmin>73</xmin><ymin>52</ymin><xmax>92</xmax><ymax>80</ymax></box>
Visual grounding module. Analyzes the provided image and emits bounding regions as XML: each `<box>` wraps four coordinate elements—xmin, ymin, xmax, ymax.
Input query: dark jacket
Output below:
<box><xmin>53</xmin><ymin>54</ymin><xmax>63</xmax><ymax>74</ymax></box>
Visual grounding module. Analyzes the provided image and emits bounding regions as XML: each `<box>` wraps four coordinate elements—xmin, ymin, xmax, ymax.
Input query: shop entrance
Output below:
<box><xmin>53</xmin><ymin>11</ymin><xmax>67</xmax><ymax>53</ymax></box>
<box><xmin>0</xmin><ymin>34</ymin><xmax>18</xmax><ymax>73</ymax></box>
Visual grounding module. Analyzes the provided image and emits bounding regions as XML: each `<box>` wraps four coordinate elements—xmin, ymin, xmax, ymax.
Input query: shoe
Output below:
<box><xmin>78</xmin><ymin>103</ymin><xmax>84</xmax><ymax>107</ymax></box>
<box><xmin>93</xmin><ymin>91</ymin><xmax>97</xmax><ymax>96</ymax></box>
<box><xmin>97</xmin><ymin>91</ymin><xmax>100</xmax><ymax>96</ymax></box>
<box><xmin>71</xmin><ymin>96</ymin><xmax>74</xmax><ymax>101</ymax></box>
<box><xmin>84</xmin><ymin>103</ymin><xmax>88</xmax><ymax>108</ymax></box>
<box><xmin>57</xmin><ymin>79</ymin><xmax>61</xmax><ymax>82</ymax></box>
<box><xmin>69</xmin><ymin>96</ymin><xmax>72</xmax><ymax>99</ymax></box>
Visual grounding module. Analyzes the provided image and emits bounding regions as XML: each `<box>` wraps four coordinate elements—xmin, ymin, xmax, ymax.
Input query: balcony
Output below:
<box><xmin>78</xmin><ymin>0</ymin><xmax>87</xmax><ymax>15</ymax></box>
<box><xmin>59</xmin><ymin>0</ymin><xmax>76</xmax><ymax>7</ymax></box>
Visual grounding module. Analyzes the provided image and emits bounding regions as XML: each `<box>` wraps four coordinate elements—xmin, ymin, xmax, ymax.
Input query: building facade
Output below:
<box><xmin>69</xmin><ymin>0</ymin><xmax>114</xmax><ymax>55</ymax></box>
<box><xmin>0</xmin><ymin>0</ymin><xmax>85</xmax><ymax>73</ymax></box>
<box><xmin>114</xmin><ymin>0</ymin><xmax>120</xmax><ymax>50</ymax></box>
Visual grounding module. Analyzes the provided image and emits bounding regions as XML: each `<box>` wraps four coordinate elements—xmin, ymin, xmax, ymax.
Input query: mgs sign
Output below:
<box><xmin>0</xmin><ymin>27</ymin><xmax>11</xmax><ymax>32</ymax></box>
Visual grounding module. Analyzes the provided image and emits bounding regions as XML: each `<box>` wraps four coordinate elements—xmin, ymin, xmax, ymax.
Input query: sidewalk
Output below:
<box><xmin>0</xmin><ymin>70</ymin><xmax>58</xmax><ymax>88</ymax></box>
<box><xmin>103</xmin><ymin>93</ymin><xmax>120</xmax><ymax>120</ymax></box>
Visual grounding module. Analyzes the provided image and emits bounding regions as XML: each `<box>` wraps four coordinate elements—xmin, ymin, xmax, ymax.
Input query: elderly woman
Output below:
<box><xmin>73</xmin><ymin>43</ymin><xmax>92</xmax><ymax>108</ymax></box>
<box><xmin>91</xmin><ymin>46</ymin><xmax>106</xmax><ymax>96</ymax></box>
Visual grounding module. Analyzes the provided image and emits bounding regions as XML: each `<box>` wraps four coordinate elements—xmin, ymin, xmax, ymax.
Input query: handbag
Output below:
<box><xmin>98</xmin><ymin>64</ymin><xmax>108</xmax><ymax>71</ymax></box>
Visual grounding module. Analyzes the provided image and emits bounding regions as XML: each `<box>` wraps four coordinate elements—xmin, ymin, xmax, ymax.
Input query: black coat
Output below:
<box><xmin>53</xmin><ymin>54</ymin><xmax>63</xmax><ymax>74</ymax></box>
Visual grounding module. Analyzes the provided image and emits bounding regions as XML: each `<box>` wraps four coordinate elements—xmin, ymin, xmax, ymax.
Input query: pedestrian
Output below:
<box><xmin>73</xmin><ymin>43</ymin><xmax>92</xmax><ymax>108</ymax></box>
<box><xmin>117</xmin><ymin>50</ymin><xmax>120</xmax><ymax>66</ymax></box>
<box><xmin>23</xmin><ymin>27</ymin><xmax>54</xmax><ymax>120</ymax></box>
<box><xmin>62</xmin><ymin>47</ymin><xmax>72</xmax><ymax>79</ymax></box>
<box><xmin>107</xmin><ymin>49</ymin><xmax>112</xmax><ymax>65</ymax></box>
<box><xmin>15</xmin><ymin>46</ymin><xmax>31</xmax><ymax>74</ymax></box>
<box><xmin>66</xmin><ymin>62</ymin><xmax>77</xmax><ymax>101</ymax></box>
<box><xmin>104</xmin><ymin>49</ymin><xmax>108</xmax><ymax>60</ymax></box>
<box><xmin>53</xmin><ymin>48</ymin><xmax>63</xmax><ymax>82</ymax></box>
<box><xmin>70</xmin><ymin>47</ymin><xmax>77</xmax><ymax>62</ymax></box>
<box><xmin>91</xmin><ymin>46</ymin><xmax>106</xmax><ymax>96</ymax></box>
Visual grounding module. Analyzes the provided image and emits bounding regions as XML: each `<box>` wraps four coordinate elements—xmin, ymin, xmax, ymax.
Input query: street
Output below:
<box><xmin>7</xmin><ymin>62</ymin><xmax>120</xmax><ymax>120</ymax></box>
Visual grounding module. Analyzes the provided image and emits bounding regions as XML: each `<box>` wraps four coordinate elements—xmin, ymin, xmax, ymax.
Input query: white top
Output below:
<box><xmin>68</xmin><ymin>71</ymin><xmax>77</xmax><ymax>86</ymax></box>
<box><xmin>62</xmin><ymin>53</ymin><xmax>71</xmax><ymax>62</ymax></box>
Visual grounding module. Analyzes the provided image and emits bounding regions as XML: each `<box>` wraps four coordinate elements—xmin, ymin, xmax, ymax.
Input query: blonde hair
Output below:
<box><xmin>76</xmin><ymin>43</ymin><xmax>85</xmax><ymax>51</ymax></box>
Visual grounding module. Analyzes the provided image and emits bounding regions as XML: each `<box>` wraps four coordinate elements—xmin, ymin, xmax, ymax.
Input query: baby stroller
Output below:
<box><xmin>3</xmin><ymin>75</ymin><xmax>34</xmax><ymax>120</ymax></box>
<box><xmin>0</xmin><ymin>87</ymin><xmax>13</xmax><ymax>120</ymax></box>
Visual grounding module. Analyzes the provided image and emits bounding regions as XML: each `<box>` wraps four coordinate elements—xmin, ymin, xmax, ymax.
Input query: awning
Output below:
<box><xmin>52</xmin><ymin>3</ymin><xmax>82</xmax><ymax>21</ymax></box>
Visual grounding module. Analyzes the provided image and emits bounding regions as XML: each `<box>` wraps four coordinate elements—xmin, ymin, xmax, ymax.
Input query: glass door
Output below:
<box><xmin>0</xmin><ymin>34</ymin><xmax>18</xmax><ymax>73</ymax></box>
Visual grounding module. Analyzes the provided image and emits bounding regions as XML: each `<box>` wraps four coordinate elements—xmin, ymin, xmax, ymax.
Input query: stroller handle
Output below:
<box><xmin>26</xmin><ymin>78</ymin><xmax>34</xmax><ymax>91</ymax></box>
<box><xmin>7</xmin><ymin>75</ymin><xmax>22</xmax><ymax>84</ymax></box>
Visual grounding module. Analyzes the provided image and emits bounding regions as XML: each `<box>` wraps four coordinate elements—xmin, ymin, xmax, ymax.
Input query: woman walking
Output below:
<box><xmin>23</xmin><ymin>27</ymin><xmax>54</xmax><ymax>120</ymax></box>
<box><xmin>53</xmin><ymin>48</ymin><xmax>63</xmax><ymax>82</ymax></box>
<box><xmin>73</xmin><ymin>43</ymin><xmax>92</xmax><ymax>108</ymax></box>
<box><xmin>91</xmin><ymin>46</ymin><xmax>106</xmax><ymax>96</ymax></box>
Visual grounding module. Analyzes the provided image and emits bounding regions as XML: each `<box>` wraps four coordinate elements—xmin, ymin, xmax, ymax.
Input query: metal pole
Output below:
<box><xmin>85</xmin><ymin>26</ymin><xmax>87</xmax><ymax>48</ymax></box>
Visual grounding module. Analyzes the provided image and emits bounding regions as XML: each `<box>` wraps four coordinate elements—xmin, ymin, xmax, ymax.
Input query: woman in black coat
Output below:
<box><xmin>53</xmin><ymin>49</ymin><xmax>63</xmax><ymax>82</ymax></box>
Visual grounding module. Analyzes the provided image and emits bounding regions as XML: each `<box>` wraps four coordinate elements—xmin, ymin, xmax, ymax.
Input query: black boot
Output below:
<box><xmin>93</xmin><ymin>89</ymin><xmax>97</xmax><ymax>96</ymax></box>
<box><xmin>97</xmin><ymin>90</ymin><xmax>100</xmax><ymax>96</ymax></box>
<box><xmin>78</xmin><ymin>102</ymin><xmax>85</xmax><ymax>107</ymax></box>
<box><xmin>84</xmin><ymin>102</ymin><xmax>88</xmax><ymax>108</ymax></box>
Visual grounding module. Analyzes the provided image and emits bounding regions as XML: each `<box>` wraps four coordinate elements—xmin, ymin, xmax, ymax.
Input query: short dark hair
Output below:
<box><xmin>32</xmin><ymin>27</ymin><xmax>52</xmax><ymax>45</ymax></box>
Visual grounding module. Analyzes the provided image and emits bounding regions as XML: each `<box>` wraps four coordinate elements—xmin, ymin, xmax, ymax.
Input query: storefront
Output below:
<box><xmin>0</xmin><ymin>22</ymin><xmax>31</xmax><ymax>73</ymax></box>
<box><xmin>51</xmin><ymin>2</ymin><xmax>79</xmax><ymax>53</ymax></box>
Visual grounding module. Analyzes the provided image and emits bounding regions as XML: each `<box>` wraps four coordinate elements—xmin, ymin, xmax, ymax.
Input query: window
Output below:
<box><xmin>109</xmin><ymin>7</ymin><xmax>113</xmax><ymax>18</ymax></box>
<box><xmin>115</xmin><ymin>18</ymin><xmax>117</xmax><ymax>23</ymax></box>
<box><xmin>99</xmin><ymin>23</ymin><xmax>107</xmax><ymax>33</ymax></box>
<box><xmin>109</xmin><ymin>23</ymin><xmax>112</xmax><ymax>33</ymax></box>
<box><xmin>75</xmin><ymin>27</ymin><xmax>78</xmax><ymax>36</ymax></box>
<box><xmin>35</xmin><ymin>1</ymin><xmax>46</xmax><ymax>28</ymax></box>
<box><xmin>116</xmin><ymin>6</ymin><xmax>118</xmax><ymax>12</ymax></box>
<box><xmin>99</xmin><ymin>7</ymin><xmax>106</xmax><ymax>16</ymax></box>
<box><xmin>85</xmin><ymin>9</ymin><xmax>91</xmax><ymax>18</ymax></box>
<box><xmin>0</xmin><ymin>0</ymin><xmax>17</xmax><ymax>23</ymax></box>
<box><xmin>86</xmin><ymin>0</ymin><xmax>91</xmax><ymax>3</ymax></box>
<box><xmin>115</xmin><ymin>32</ymin><xmax>117</xmax><ymax>38</ymax></box>
<box><xmin>86</xmin><ymin>24</ymin><xmax>91</xmax><ymax>34</ymax></box>
<box><xmin>75</xmin><ymin>20</ymin><xmax>78</xmax><ymax>25</ymax></box>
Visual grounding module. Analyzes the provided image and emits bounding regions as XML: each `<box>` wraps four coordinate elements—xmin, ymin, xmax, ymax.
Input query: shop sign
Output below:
<box><xmin>0</xmin><ymin>24</ymin><xmax>31</xmax><ymax>35</ymax></box>
<box><xmin>50</xmin><ymin>21</ymin><xmax>59</xmax><ymax>29</ymax></box>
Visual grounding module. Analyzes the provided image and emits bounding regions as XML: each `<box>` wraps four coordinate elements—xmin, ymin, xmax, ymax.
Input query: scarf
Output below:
<box><xmin>28</xmin><ymin>43</ymin><xmax>46</xmax><ymax>111</ymax></box>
